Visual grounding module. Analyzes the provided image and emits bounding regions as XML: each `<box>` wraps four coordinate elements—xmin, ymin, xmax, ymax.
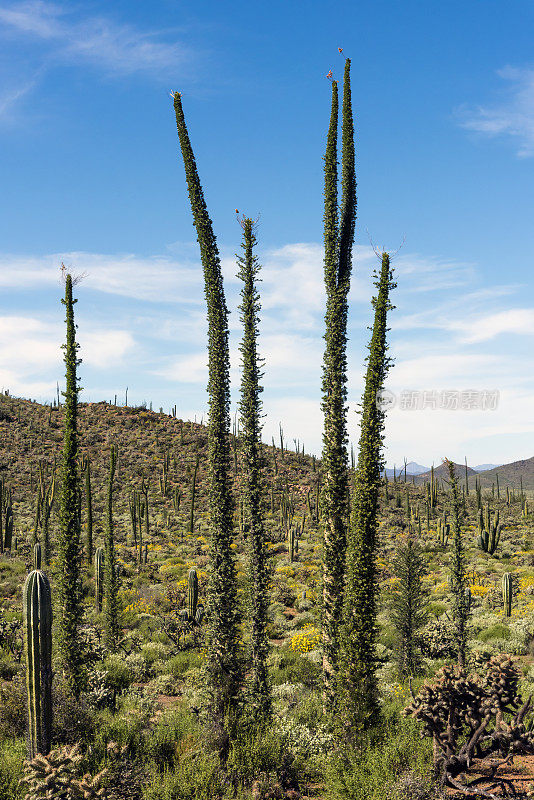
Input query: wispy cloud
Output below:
<box><xmin>0</xmin><ymin>1</ymin><xmax>192</xmax><ymax>87</ymax></box>
<box><xmin>458</xmin><ymin>66</ymin><xmax>534</xmax><ymax>157</ymax></box>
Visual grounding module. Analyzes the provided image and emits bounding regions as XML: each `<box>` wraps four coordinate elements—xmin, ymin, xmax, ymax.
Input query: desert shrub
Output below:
<box><xmin>477</xmin><ymin>622</ymin><xmax>510</xmax><ymax>642</ymax></box>
<box><xmin>141</xmin><ymin>642</ymin><xmax>168</xmax><ymax>667</ymax></box>
<box><xmin>0</xmin><ymin>651</ymin><xmax>18</xmax><ymax>680</ymax></box>
<box><xmin>0</xmin><ymin>738</ymin><xmax>25</xmax><ymax>800</ymax></box>
<box><xmin>143</xmin><ymin>751</ymin><xmax>225</xmax><ymax>800</ymax></box>
<box><xmin>165</xmin><ymin>652</ymin><xmax>202</xmax><ymax>680</ymax></box>
<box><xmin>145</xmin><ymin>707</ymin><xmax>201</xmax><ymax>772</ymax></box>
<box><xmin>103</xmin><ymin>654</ymin><xmax>135</xmax><ymax>692</ymax></box>
<box><xmin>226</xmin><ymin>723</ymin><xmax>287</xmax><ymax>786</ymax></box>
<box><xmin>324</xmin><ymin>714</ymin><xmax>433</xmax><ymax>800</ymax></box>
<box><xmin>52</xmin><ymin>679</ymin><xmax>96</xmax><ymax>745</ymax></box>
<box><xmin>270</xmin><ymin>648</ymin><xmax>321</xmax><ymax>689</ymax></box>
<box><xmin>0</xmin><ymin>677</ymin><xmax>25</xmax><ymax>741</ymax></box>
<box><xmin>146</xmin><ymin>674</ymin><xmax>177</xmax><ymax>696</ymax></box>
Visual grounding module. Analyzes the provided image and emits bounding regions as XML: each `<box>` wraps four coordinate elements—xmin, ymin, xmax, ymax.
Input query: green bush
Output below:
<box><xmin>477</xmin><ymin>623</ymin><xmax>511</xmax><ymax>642</ymax></box>
<box><xmin>103</xmin><ymin>654</ymin><xmax>134</xmax><ymax>692</ymax></box>
<box><xmin>0</xmin><ymin>739</ymin><xmax>24</xmax><ymax>800</ymax></box>
<box><xmin>0</xmin><ymin>678</ymin><xmax>25</xmax><ymax>741</ymax></box>
<box><xmin>270</xmin><ymin>649</ymin><xmax>321</xmax><ymax>689</ymax></box>
<box><xmin>324</xmin><ymin>714</ymin><xmax>433</xmax><ymax>800</ymax></box>
<box><xmin>143</xmin><ymin>752</ymin><xmax>225</xmax><ymax>800</ymax></box>
<box><xmin>226</xmin><ymin>723</ymin><xmax>286</xmax><ymax>786</ymax></box>
<box><xmin>145</xmin><ymin>706</ymin><xmax>200</xmax><ymax>772</ymax></box>
<box><xmin>165</xmin><ymin>652</ymin><xmax>202</xmax><ymax>680</ymax></box>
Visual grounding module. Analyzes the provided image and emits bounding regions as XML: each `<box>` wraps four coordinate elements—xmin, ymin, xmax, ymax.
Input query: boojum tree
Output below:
<box><xmin>237</xmin><ymin>215</ymin><xmax>270</xmax><ymax>719</ymax></box>
<box><xmin>446</xmin><ymin>458</ymin><xmax>469</xmax><ymax>668</ymax></box>
<box><xmin>56</xmin><ymin>270</ymin><xmax>84</xmax><ymax>697</ymax></box>
<box><xmin>321</xmin><ymin>57</ymin><xmax>356</xmax><ymax>701</ymax></box>
<box><xmin>338</xmin><ymin>251</ymin><xmax>396</xmax><ymax>735</ymax></box>
<box><xmin>104</xmin><ymin>444</ymin><xmax>119</xmax><ymax>652</ymax></box>
<box><xmin>173</xmin><ymin>92</ymin><xmax>242</xmax><ymax>729</ymax></box>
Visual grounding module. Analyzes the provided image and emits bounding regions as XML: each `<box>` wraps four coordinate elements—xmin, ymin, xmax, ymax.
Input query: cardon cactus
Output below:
<box><xmin>478</xmin><ymin>503</ymin><xmax>501</xmax><ymax>555</ymax></box>
<box><xmin>187</xmin><ymin>568</ymin><xmax>198</xmax><ymax>621</ymax></box>
<box><xmin>4</xmin><ymin>502</ymin><xmax>13</xmax><ymax>550</ymax></box>
<box><xmin>502</xmin><ymin>572</ymin><xmax>513</xmax><ymax>617</ymax></box>
<box><xmin>437</xmin><ymin>517</ymin><xmax>450</xmax><ymax>548</ymax></box>
<box><xmin>288</xmin><ymin>526</ymin><xmax>295</xmax><ymax>562</ymax></box>
<box><xmin>23</xmin><ymin>569</ymin><xmax>53</xmax><ymax>758</ymax></box>
<box><xmin>33</xmin><ymin>543</ymin><xmax>42</xmax><ymax>571</ymax></box>
<box><xmin>95</xmin><ymin>547</ymin><xmax>104</xmax><ymax>613</ymax></box>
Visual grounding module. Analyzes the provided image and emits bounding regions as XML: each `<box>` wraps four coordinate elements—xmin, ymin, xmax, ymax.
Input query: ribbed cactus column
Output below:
<box><xmin>95</xmin><ymin>546</ymin><xmax>104</xmax><ymax>613</ymax></box>
<box><xmin>187</xmin><ymin>568</ymin><xmax>198</xmax><ymax>621</ymax></box>
<box><xmin>23</xmin><ymin>569</ymin><xmax>53</xmax><ymax>758</ymax></box>
<box><xmin>502</xmin><ymin>573</ymin><xmax>513</xmax><ymax>617</ymax></box>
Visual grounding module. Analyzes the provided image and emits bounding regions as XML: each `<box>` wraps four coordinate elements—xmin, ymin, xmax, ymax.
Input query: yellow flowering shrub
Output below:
<box><xmin>291</xmin><ymin>625</ymin><xmax>321</xmax><ymax>653</ymax></box>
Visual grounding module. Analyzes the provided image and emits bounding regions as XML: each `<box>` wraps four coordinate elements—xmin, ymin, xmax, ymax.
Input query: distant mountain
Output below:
<box><xmin>473</xmin><ymin>464</ymin><xmax>502</xmax><ymax>473</ymax></box>
<box><xmin>414</xmin><ymin>461</ymin><xmax>477</xmax><ymax>484</ymax></box>
<box><xmin>385</xmin><ymin>461</ymin><xmax>429</xmax><ymax>478</ymax></box>
<box><xmin>476</xmin><ymin>457</ymin><xmax>534</xmax><ymax>491</ymax></box>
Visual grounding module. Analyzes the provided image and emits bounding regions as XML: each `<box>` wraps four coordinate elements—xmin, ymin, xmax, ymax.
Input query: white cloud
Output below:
<box><xmin>0</xmin><ymin>252</ymin><xmax>204</xmax><ymax>302</ymax></box>
<box><xmin>458</xmin><ymin>66</ymin><xmax>534</xmax><ymax>157</ymax></box>
<box><xmin>0</xmin><ymin>314</ymin><xmax>135</xmax><ymax>404</ymax></box>
<box><xmin>0</xmin><ymin>1</ymin><xmax>191</xmax><ymax>76</ymax></box>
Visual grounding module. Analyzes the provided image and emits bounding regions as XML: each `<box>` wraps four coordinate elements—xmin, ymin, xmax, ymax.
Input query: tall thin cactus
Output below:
<box><xmin>24</xmin><ymin>569</ymin><xmax>53</xmax><ymax>758</ymax></box>
<box><xmin>173</xmin><ymin>91</ymin><xmax>242</xmax><ymax>725</ymax></box>
<box><xmin>95</xmin><ymin>546</ymin><xmax>104</xmax><ymax>613</ymax></box>
<box><xmin>187</xmin><ymin>567</ymin><xmax>198</xmax><ymax>621</ymax></box>
<box><xmin>237</xmin><ymin>215</ymin><xmax>270</xmax><ymax>719</ymax></box>
<box><xmin>321</xmin><ymin>59</ymin><xmax>356</xmax><ymax>702</ymax></box>
<box><xmin>502</xmin><ymin>572</ymin><xmax>513</xmax><ymax>617</ymax></box>
<box><xmin>338</xmin><ymin>252</ymin><xmax>395</xmax><ymax>732</ymax></box>
<box><xmin>57</xmin><ymin>272</ymin><xmax>84</xmax><ymax>696</ymax></box>
<box><xmin>103</xmin><ymin>445</ymin><xmax>118</xmax><ymax>651</ymax></box>
<box><xmin>83</xmin><ymin>456</ymin><xmax>93</xmax><ymax>564</ymax></box>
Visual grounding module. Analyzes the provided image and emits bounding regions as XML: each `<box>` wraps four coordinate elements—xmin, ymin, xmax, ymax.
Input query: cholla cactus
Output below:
<box><xmin>20</xmin><ymin>743</ymin><xmax>107</xmax><ymax>800</ymax></box>
<box><xmin>405</xmin><ymin>654</ymin><xmax>532</xmax><ymax>792</ymax></box>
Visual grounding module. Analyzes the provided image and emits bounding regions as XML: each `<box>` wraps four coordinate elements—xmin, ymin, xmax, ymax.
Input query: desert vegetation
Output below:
<box><xmin>1</xmin><ymin>56</ymin><xmax>534</xmax><ymax>800</ymax></box>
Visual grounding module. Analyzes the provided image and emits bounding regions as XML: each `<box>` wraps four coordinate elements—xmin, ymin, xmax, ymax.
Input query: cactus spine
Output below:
<box><xmin>95</xmin><ymin>546</ymin><xmax>104</xmax><ymax>613</ymax></box>
<box><xmin>24</xmin><ymin>569</ymin><xmax>53</xmax><ymax>758</ymax></box>
<box><xmin>502</xmin><ymin>572</ymin><xmax>513</xmax><ymax>617</ymax></box>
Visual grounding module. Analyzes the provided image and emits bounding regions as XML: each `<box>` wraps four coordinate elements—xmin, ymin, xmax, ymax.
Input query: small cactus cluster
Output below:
<box><xmin>477</xmin><ymin>502</ymin><xmax>502</xmax><ymax>554</ymax></box>
<box><xmin>20</xmin><ymin>743</ymin><xmax>107</xmax><ymax>800</ymax></box>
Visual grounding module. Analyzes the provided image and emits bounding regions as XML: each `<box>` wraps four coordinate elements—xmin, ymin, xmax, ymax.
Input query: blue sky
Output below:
<box><xmin>1</xmin><ymin>0</ymin><xmax>534</xmax><ymax>467</ymax></box>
